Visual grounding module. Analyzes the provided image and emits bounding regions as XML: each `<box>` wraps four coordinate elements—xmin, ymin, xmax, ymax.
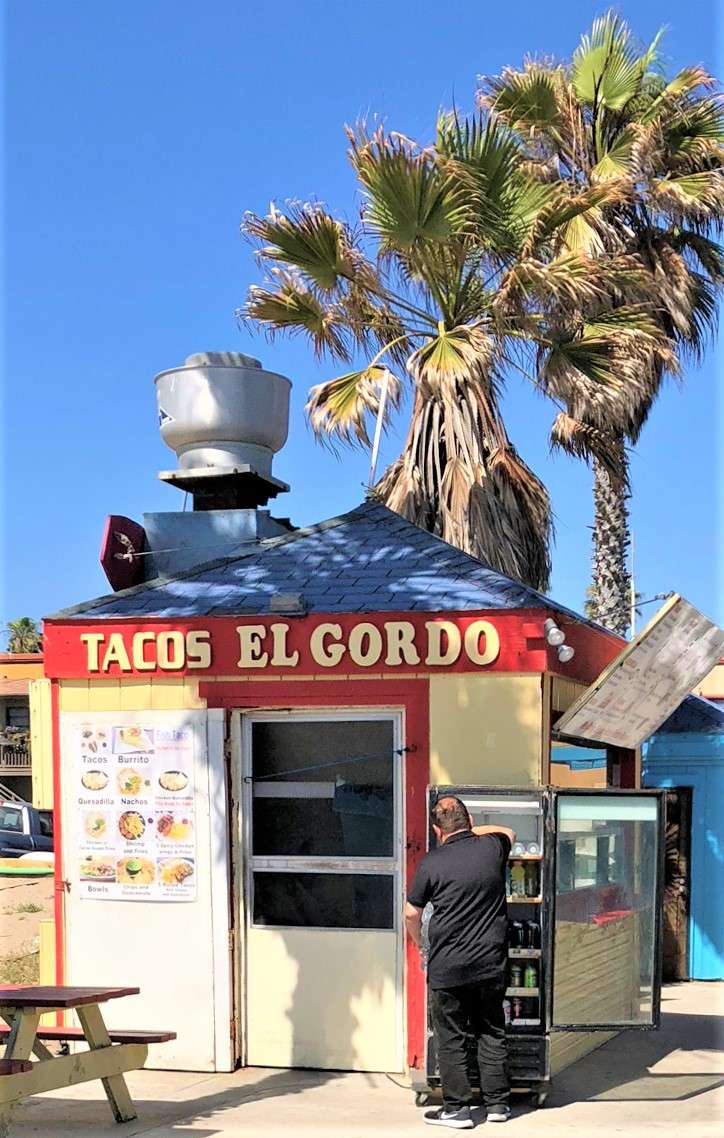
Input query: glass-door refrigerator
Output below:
<box><xmin>414</xmin><ymin>786</ymin><xmax>665</xmax><ymax>1108</ymax></box>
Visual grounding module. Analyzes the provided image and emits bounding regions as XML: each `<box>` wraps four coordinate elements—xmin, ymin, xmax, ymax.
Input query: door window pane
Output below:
<box><xmin>253</xmin><ymin>872</ymin><xmax>394</xmax><ymax>929</ymax></box>
<box><xmin>553</xmin><ymin>795</ymin><xmax>660</xmax><ymax>1026</ymax></box>
<box><xmin>251</xmin><ymin>720</ymin><xmax>395</xmax><ymax>857</ymax></box>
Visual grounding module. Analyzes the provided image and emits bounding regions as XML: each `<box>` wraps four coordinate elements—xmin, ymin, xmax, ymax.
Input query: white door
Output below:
<box><xmin>237</xmin><ymin>710</ymin><xmax>404</xmax><ymax>1072</ymax></box>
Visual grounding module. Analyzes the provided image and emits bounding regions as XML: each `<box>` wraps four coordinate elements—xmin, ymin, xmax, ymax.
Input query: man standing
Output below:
<box><xmin>405</xmin><ymin>795</ymin><xmax>515</xmax><ymax>1129</ymax></box>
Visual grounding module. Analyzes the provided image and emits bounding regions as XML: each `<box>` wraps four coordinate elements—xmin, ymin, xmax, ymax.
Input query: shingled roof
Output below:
<box><xmin>49</xmin><ymin>499</ymin><xmax>593</xmax><ymax>623</ymax></box>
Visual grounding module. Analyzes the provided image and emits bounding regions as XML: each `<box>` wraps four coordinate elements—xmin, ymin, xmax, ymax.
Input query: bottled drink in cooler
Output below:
<box><xmin>510</xmin><ymin>920</ymin><xmax>525</xmax><ymax>947</ymax></box>
<box><xmin>523</xmin><ymin>962</ymin><xmax>538</xmax><ymax>989</ymax></box>
<box><xmin>524</xmin><ymin>861</ymin><xmax>538</xmax><ymax>897</ymax></box>
<box><xmin>510</xmin><ymin>862</ymin><xmax>526</xmax><ymax>897</ymax></box>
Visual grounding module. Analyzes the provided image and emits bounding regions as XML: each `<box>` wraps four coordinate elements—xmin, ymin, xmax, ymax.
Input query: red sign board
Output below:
<box><xmin>43</xmin><ymin>611</ymin><xmax>619</xmax><ymax>683</ymax></box>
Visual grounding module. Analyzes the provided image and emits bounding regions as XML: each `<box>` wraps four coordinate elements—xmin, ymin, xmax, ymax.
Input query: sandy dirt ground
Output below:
<box><xmin>0</xmin><ymin>876</ymin><xmax>54</xmax><ymax>982</ymax></box>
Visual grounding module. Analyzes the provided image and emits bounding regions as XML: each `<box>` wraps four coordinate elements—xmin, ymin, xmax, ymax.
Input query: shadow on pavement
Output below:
<box><xmin>548</xmin><ymin>1009</ymin><xmax>724</xmax><ymax>1107</ymax></box>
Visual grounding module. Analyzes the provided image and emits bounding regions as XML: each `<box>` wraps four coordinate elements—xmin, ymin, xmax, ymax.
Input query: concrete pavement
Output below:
<box><xmin>8</xmin><ymin>982</ymin><xmax>724</xmax><ymax>1137</ymax></box>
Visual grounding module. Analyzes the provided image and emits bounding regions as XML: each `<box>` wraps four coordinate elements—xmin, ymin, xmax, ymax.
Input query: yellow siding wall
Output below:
<box><xmin>551</xmin><ymin>676</ymin><xmax>588</xmax><ymax>713</ymax></box>
<box><xmin>29</xmin><ymin>679</ymin><xmax>53</xmax><ymax>809</ymax></box>
<box><xmin>58</xmin><ymin>677</ymin><xmax>206</xmax><ymax>713</ymax></box>
<box><xmin>429</xmin><ymin>674</ymin><xmax>542</xmax><ymax>786</ymax></box>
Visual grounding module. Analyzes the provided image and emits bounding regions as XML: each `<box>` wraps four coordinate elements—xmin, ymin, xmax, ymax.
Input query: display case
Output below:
<box><xmin>414</xmin><ymin>786</ymin><xmax>665</xmax><ymax>1108</ymax></box>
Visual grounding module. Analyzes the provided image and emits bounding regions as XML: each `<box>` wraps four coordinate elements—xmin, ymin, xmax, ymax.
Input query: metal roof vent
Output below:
<box><xmin>154</xmin><ymin>352</ymin><xmax>292</xmax><ymax>510</ymax></box>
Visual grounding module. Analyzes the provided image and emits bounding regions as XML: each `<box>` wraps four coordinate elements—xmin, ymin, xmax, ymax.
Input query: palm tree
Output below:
<box><xmin>5</xmin><ymin>617</ymin><xmax>42</xmax><ymax>653</ymax></box>
<box><xmin>241</xmin><ymin>118</ymin><xmax>660</xmax><ymax>591</ymax></box>
<box><xmin>480</xmin><ymin>11</ymin><xmax>724</xmax><ymax>631</ymax></box>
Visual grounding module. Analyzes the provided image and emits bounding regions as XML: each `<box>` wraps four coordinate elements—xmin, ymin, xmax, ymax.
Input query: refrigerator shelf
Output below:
<box><xmin>507</xmin><ymin>896</ymin><xmax>542</xmax><ymax>904</ymax></box>
<box><xmin>508</xmin><ymin>854</ymin><xmax>543</xmax><ymax>861</ymax></box>
<box><xmin>507</xmin><ymin>987</ymin><xmax>540</xmax><ymax>997</ymax></box>
<box><xmin>508</xmin><ymin>948</ymin><xmax>542</xmax><ymax>958</ymax></box>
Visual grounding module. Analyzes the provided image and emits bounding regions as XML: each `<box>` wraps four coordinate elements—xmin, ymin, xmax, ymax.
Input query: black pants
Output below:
<box><xmin>429</xmin><ymin>981</ymin><xmax>509</xmax><ymax>1110</ymax></box>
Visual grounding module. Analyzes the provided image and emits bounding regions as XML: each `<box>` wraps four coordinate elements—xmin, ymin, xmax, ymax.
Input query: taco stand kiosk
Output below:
<box><xmin>31</xmin><ymin>353</ymin><xmax>724</xmax><ymax>1097</ymax></box>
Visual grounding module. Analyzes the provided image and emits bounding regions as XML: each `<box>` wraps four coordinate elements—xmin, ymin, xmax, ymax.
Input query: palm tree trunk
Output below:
<box><xmin>590</xmin><ymin>439</ymin><xmax>631</xmax><ymax>636</ymax></box>
<box><xmin>375</xmin><ymin>384</ymin><xmax>552</xmax><ymax>591</ymax></box>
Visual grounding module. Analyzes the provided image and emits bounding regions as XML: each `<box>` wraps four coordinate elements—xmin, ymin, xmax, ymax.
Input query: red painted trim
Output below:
<box><xmin>50</xmin><ymin>681</ymin><xmax>64</xmax><ymax>989</ymax></box>
<box><xmin>43</xmin><ymin>608</ymin><xmax>621</xmax><ymax>688</ymax></box>
<box><xmin>200</xmin><ymin>677</ymin><xmax>429</xmax><ymax>1072</ymax></box>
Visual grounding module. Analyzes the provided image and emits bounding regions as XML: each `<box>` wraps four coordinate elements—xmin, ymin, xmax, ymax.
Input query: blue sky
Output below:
<box><xmin>2</xmin><ymin>0</ymin><xmax>722</xmax><ymax>632</ymax></box>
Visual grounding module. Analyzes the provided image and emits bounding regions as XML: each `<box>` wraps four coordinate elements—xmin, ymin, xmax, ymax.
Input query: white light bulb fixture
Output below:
<box><xmin>543</xmin><ymin>618</ymin><xmax>566</xmax><ymax>647</ymax></box>
<box><xmin>557</xmin><ymin>644</ymin><xmax>575</xmax><ymax>664</ymax></box>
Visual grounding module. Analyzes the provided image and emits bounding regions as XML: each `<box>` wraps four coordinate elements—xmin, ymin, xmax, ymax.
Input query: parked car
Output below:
<box><xmin>0</xmin><ymin>800</ymin><xmax>53</xmax><ymax>857</ymax></box>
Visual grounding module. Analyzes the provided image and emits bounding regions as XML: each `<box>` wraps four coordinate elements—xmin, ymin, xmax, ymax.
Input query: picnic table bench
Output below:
<box><xmin>0</xmin><ymin>986</ymin><xmax>176</xmax><ymax>1124</ymax></box>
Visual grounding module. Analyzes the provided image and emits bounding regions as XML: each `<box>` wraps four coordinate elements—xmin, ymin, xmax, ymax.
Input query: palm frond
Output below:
<box><xmin>497</xmin><ymin>252</ymin><xmax>607</xmax><ymax>310</ymax></box>
<box><xmin>306</xmin><ymin>365</ymin><xmax>401</xmax><ymax>449</ymax></box>
<box><xmin>407</xmin><ymin>324</ymin><xmax>496</xmax><ymax>398</ymax></box>
<box><xmin>348</xmin><ymin>126</ymin><xmax>472</xmax><ymax>252</ymax></box>
<box><xmin>335</xmin><ymin>287</ymin><xmax>414</xmax><ymax>368</ymax></box>
<box><xmin>541</xmin><ymin>311</ymin><xmax>677</xmax><ymax>438</ymax></box>
<box><xmin>243</xmin><ymin>273</ymin><xmax>350</xmax><ymax>360</ymax></box>
<box><xmin>660</xmin><ymin>97</ymin><xmax>724</xmax><ymax>163</ymax></box>
<box><xmin>550</xmin><ymin>412</ymin><xmax>629</xmax><ymax>483</ymax></box>
<box><xmin>436</xmin><ymin>111</ymin><xmax>522</xmax><ymax>198</ymax></box>
<box><xmin>670</xmin><ymin>231</ymin><xmax>724</xmax><ymax>282</ymax></box>
<box><xmin>651</xmin><ymin>171</ymin><xmax>724</xmax><ymax>218</ymax></box>
<box><xmin>591</xmin><ymin>128</ymin><xmax>636</xmax><ymax>181</ymax></box>
<box><xmin>572</xmin><ymin>11</ymin><xmax>649</xmax><ymax>110</ymax></box>
<box><xmin>243</xmin><ymin>203</ymin><xmax>364</xmax><ymax>291</ymax></box>
<box><xmin>482</xmin><ymin>64</ymin><xmax>563</xmax><ymax>131</ymax></box>
<box><xmin>641</xmin><ymin>67</ymin><xmax>719</xmax><ymax>125</ymax></box>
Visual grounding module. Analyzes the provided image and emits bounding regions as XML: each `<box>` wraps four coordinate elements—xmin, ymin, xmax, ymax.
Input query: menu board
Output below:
<box><xmin>75</xmin><ymin>721</ymin><xmax>197</xmax><ymax>901</ymax></box>
<box><xmin>555</xmin><ymin>595</ymin><xmax>724</xmax><ymax>750</ymax></box>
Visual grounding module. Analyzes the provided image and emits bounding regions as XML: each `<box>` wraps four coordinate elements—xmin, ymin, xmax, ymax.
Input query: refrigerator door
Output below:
<box><xmin>548</xmin><ymin>789</ymin><xmax>664</xmax><ymax>1031</ymax></box>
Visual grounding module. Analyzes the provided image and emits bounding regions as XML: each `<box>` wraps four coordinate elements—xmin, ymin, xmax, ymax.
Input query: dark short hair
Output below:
<box><xmin>431</xmin><ymin>795</ymin><xmax>471</xmax><ymax>835</ymax></box>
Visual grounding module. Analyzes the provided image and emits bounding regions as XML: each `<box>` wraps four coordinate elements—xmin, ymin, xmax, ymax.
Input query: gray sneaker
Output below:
<box><xmin>424</xmin><ymin>1105</ymin><xmax>474</xmax><ymax>1129</ymax></box>
<box><xmin>486</xmin><ymin>1104</ymin><xmax>511</xmax><ymax>1122</ymax></box>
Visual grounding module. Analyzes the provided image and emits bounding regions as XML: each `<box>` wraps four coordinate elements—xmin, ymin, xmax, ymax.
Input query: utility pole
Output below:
<box><xmin>367</xmin><ymin>369</ymin><xmax>390</xmax><ymax>490</ymax></box>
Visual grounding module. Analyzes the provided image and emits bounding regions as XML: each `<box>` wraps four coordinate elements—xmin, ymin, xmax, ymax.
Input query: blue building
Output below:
<box><xmin>643</xmin><ymin>695</ymin><xmax>724</xmax><ymax>981</ymax></box>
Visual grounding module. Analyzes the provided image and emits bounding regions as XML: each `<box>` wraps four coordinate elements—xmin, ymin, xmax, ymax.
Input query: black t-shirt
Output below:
<box><xmin>407</xmin><ymin>830</ymin><xmax>510</xmax><ymax>990</ymax></box>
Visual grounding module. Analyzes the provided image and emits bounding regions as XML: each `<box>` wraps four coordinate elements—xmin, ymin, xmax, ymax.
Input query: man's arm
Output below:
<box><xmin>472</xmin><ymin>824</ymin><xmax>516</xmax><ymax>845</ymax></box>
<box><xmin>404</xmin><ymin>902</ymin><xmax>424</xmax><ymax>948</ymax></box>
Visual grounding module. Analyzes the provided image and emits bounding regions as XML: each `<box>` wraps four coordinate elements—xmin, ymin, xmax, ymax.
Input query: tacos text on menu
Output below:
<box><xmin>116</xmin><ymin>768</ymin><xmax>144</xmax><ymax>796</ymax></box>
<box><xmin>160</xmin><ymin>858</ymin><xmax>194</xmax><ymax>885</ymax></box>
<box><xmin>117</xmin><ymin>857</ymin><xmax>155</xmax><ymax>885</ymax></box>
<box><xmin>118</xmin><ymin>811</ymin><xmax>146</xmax><ymax>841</ymax></box>
<box><xmin>82</xmin><ymin>770</ymin><xmax>109</xmax><ymax>791</ymax></box>
<box><xmin>156</xmin><ymin>813</ymin><xmax>193</xmax><ymax>841</ymax></box>
<box><xmin>84</xmin><ymin>812</ymin><xmax>108</xmax><ymax>840</ymax></box>
<box><xmin>158</xmin><ymin>770</ymin><xmax>188</xmax><ymax>793</ymax></box>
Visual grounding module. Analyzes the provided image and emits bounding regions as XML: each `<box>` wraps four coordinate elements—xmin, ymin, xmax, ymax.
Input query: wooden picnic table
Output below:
<box><xmin>0</xmin><ymin>985</ymin><xmax>161</xmax><ymax>1124</ymax></box>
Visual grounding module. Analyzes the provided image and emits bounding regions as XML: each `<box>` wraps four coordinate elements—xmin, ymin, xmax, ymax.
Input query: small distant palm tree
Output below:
<box><xmin>481</xmin><ymin>11</ymin><xmax>724</xmax><ymax>630</ymax></box>
<box><xmin>5</xmin><ymin>618</ymin><xmax>42</xmax><ymax>654</ymax></box>
<box><xmin>241</xmin><ymin>117</ymin><xmax>661</xmax><ymax>591</ymax></box>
